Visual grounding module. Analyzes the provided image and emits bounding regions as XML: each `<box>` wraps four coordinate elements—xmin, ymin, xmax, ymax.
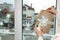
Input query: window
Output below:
<box><xmin>22</xmin><ymin>14</ymin><xmax>26</xmax><ymax>20</ymax></box>
<box><xmin>27</xmin><ymin>18</ymin><xmax>32</xmax><ymax>24</ymax></box>
<box><xmin>23</xmin><ymin>7</ymin><xmax>26</xmax><ymax>11</ymax></box>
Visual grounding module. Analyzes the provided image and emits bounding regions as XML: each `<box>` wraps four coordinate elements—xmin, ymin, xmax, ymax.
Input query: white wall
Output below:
<box><xmin>56</xmin><ymin>0</ymin><xmax>60</xmax><ymax>33</ymax></box>
<box><xmin>15</xmin><ymin>0</ymin><xmax>22</xmax><ymax>40</ymax></box>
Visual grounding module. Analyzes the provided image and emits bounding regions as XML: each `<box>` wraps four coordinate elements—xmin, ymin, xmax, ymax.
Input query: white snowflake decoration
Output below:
<box><xmin>37</xmin><ymin>15</ymin><xmax>52</xmax><ymax>27</ymax></box>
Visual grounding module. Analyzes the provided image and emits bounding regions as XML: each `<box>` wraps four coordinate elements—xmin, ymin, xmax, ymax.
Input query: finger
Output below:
<box><xmin>48</xmin><ymin>10</ymin><xmax>57</xmax><ymax>14</ymax></box>
<box><xmin>47</xmin><ymin>6</ymin><xmax>54</xmax><ymax>10</ymax></box>
<box><xmin>34</xmin><ymin>27</ymin><xmax>37</xmax><ymax>32</ymax></box>
<box><xmin>46</xmin><ymin>7</ymin><xmax>57</xmax><ymax>14</ymax></box>
<box><xmin>47</xmin><ymin>7</ymin><xmax>57</xmax><ymax>12</ymax></box>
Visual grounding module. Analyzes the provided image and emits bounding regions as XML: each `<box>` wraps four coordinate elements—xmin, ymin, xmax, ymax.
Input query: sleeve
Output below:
<box><xmin>38</xmin><ymin>36</ymin><xmax>43</xmax><ymax>40</ymax></box>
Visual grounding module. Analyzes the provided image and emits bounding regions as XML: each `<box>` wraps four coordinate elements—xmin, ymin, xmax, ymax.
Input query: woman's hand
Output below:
<box><xmin>34</xmin><ymin>26</ymin><xmax>43</xmax><ymax>38</ymax></box>
<box><xmin>34</xmin><ymin>6</ymin><xmax>57</xmax><ymax>38</ymax></box>
<box><xmin>46</xmin><ymin>6</ymin><xmax>57</xmax><ymax>14</ymax></box>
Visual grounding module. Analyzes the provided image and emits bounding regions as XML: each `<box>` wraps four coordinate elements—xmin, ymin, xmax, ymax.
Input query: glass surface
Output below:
<box><xmin>22</xmin><ymin>0</ymin><xmax>56</xmax><ymax>40</ymax></box>
<box><xmin>0</xmin><ymin>0</ymin><xmax>14</xmax><ymax>40</ymax></box>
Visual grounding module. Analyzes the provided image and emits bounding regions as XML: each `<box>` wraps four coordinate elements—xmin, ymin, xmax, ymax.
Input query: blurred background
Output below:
<box><xmin>0</xmin><ymin>0</ymin><xmax>14</xmax><ymax>40</ymax></box>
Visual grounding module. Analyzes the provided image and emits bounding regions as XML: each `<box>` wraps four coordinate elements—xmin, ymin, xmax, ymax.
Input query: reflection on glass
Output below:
<box><xmin>0</xmin><ymin>1</ymin><xmax>14</xmax><ymax>40</ymax></box>
<box><xmin>23</xmin><ymin>0</ymin><xmax>56</xmax><ymax>40</ymax></box>
<box><xmin>37</xmin><ymin>16</ymin><xmax>50</xmax><ymax>27</ymax></box>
